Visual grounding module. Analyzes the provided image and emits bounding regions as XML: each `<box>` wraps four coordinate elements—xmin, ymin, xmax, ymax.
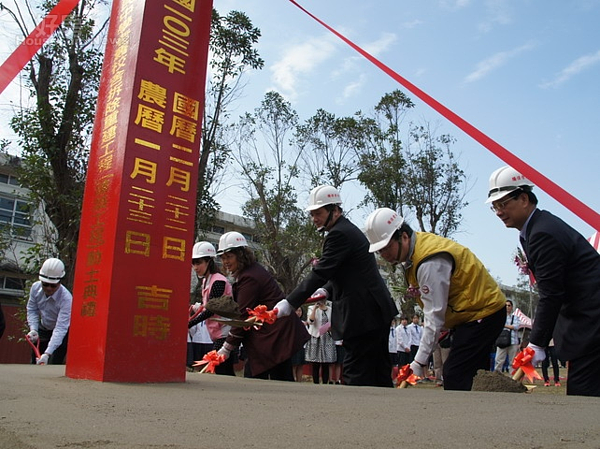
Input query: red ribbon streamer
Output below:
<box><xmin>192</xmin><ymin>350</ymin><xmax>225</xmax><ymax>374</ymax></box>
<box><xmin>512</xmin><ymin>347</ymin><xmax>542</xmax><ymax>382</ymax></box>
<box><xmin>0</xmin><ymin>0</ymin><xmax>81</xmax><ymax>95</ymax></box>
<box><xmin>289</xmin><ymin>0</ymin><xmax>600</xmax><ymax>232</ymax></box>
<box><xmin>396</xmin><ymin>363</ymin><xmax>420</xmax><ymax>388</ymax></box>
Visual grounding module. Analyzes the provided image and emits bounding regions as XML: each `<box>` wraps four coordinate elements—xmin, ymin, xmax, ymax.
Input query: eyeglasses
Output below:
<box><xmin>42</xmin><ymin>282</ymin><xmax>59</xmax><ymax>288</ymax></box>
<box><xmin>490</xmin><ymin>196</ymin><xmax>516</xmax><ymax>213</ymax></box>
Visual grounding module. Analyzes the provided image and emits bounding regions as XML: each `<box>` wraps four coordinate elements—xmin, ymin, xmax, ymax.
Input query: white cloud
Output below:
<box><xmin>464</xmin><ymin>42</ymin><xmax>535</xmax><ymax>83</ymax></box>
<box><xmin>269</xmin><ymin>35</ymin><xmax>338</xmax><ymax>102</ymax></box>
<box><xmin>478</xmin><ymin>0</ymin><xmax>513</xmax><ymax>33</ymax></box>
<box><xmin>401</xmin><ymin>19</ymin><xmax>424</xmax><ymax>30</ymax></box>
<box><xmin>363</xmin><ymin>32</ymin><xmax>397</xmax><ymax>56</ymax></box>
<box><xmin>439</xmin><ymin>0</ymin><xmax>471</xmax><ymax>9</ymax></box>
<box><xmin>340</xmin><ymin>74</ymin><xmax>367</xmax><ymax>102</ymax></box>
<box><xmin>539</xmin><ymin>50</ymin><xmax>600</xmax><ymax>89</ymax></box>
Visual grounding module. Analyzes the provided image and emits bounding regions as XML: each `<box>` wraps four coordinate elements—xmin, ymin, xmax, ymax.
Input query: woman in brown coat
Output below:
<box><xmin>216</xmin><ymin>232</ymin><xmax>309</xmax><ymax>380</ymax></box>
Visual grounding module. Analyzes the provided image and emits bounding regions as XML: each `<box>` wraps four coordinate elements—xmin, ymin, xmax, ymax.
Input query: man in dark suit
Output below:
<box><xmin>276</xmin><ymin>185</ymin><xmax>398</xmax><ymax>387</ymax></box>
<box><xmin>487</xmin><ymin>165</ymin><xmax>600</xmax><ymax>396</ymax></box>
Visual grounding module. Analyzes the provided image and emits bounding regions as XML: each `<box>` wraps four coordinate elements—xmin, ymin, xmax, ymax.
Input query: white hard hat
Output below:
<box><xmin>191</xmin><ymin>241</ymin><xmax>216</xmax><ymax>259</ymax></box>
<box><xmin>486</xmin><ymin>165</ymin><xmax>535</xmax><ymax>204</ymax></box>
<box><xmin>39</xmin><ymin>258</ymin><xmax>65</xmax><ymax>284</ymax></box>
<box><xmin>217</xmin><ymin>231</ymin><xmax>248</xmax><ymax>255</ymax></box>
<box><xmin>306</xmin><ymin>185</ymin><xmax>342</xmax><ymax>211</ymax></box>
<box><xmin>364</xmin><ymin>208</ymin><xmax>404</xmax><ymax>253</ymax></box>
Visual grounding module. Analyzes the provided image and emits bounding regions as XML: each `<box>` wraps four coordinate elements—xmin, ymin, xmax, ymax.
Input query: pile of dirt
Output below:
<box><xmin>205</xmin><ymin>295</ymin><xmax>240</xmax><ymax>319</ymax></box>
<box><xmin>471</xmin><ymin>370</ymin><xmax>528</xmax><ymax>393</ymax></box>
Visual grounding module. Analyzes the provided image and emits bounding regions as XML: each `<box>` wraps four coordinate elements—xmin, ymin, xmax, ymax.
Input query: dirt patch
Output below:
<box><xmin>205</xmin><ymin>295</ymin><xmax>240</xmax><ymax>319</ymax></box>
<box><xmin>471</xmin><ymin>369</ymin><xmax>528</xmax><ymax>393</ymax></box>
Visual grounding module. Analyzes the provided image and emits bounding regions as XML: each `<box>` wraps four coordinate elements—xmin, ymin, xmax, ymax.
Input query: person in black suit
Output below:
<box><xmin>487</xmin><ymin>165</ymin><xmax>600</xmax><ymax>396</ymax></box>
<box><xmin>275</xmin><ymin>185</ymin><xmax>398</xmax><ymax>387</ymax></box>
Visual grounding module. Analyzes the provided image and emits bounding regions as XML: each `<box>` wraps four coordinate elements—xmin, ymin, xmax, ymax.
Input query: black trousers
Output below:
<box><xmin>342</xmin><ymin>327</ymin><xmax>393</xmax><ymax>387</ymax></box>
<box><xmin>567</xmin><ymin>346</ymin><xmax>600</xmax><ymax>397</ymax></box>
<box><xmin>442</xmin><ymin>307</ymin><xmax>505</xmax><ymax>391</ymax></box>
<box><xmin>31</xmin><ymin>327</ymin><xmax>68</xmax><ymax>365</ymax></box>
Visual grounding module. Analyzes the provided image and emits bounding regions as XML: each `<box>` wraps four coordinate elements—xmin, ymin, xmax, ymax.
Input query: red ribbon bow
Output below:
<box><xmin>247</xmin><ymin>305</ymin><xmax>277</xmax><ymax>328</ymax></box>
<box><xmin>512</xmin><ymin>347</ymin><xmax>542</xmax><ymax>382</ymax></box>
<box><xmin>396</xmin><ymin>364</ymin><xmax>421</xmax><ymax>388</ymax></box>
<box><xmin>192</xmin><ymin>350</ymin><xmax>225</xmax><ymax>374</ymax></box>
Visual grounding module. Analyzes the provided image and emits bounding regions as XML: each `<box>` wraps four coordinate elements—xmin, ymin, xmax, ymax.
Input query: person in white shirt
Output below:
<box><xmin>364</xmin><ymin>208</ymin><xmax>506</xmax><ymax>391</ymax></box>
<box><xmin>395</xmin><ymin>316</ymin><xmax>412</xmax><ymax>367</ymax></box>
<box><xmin>388</xmin><ymin>319</ymin><xmax>399</xmax><ymax>369</ymax></box>
<box><xmin>26</xmin><ymin>258</ymin><xmax>72</xmax><ymax>365</ymax></box>
<box><xmin>408</xmin><ymin>314</ymin><xmax>422</xmax><ymax>362</ymax></box>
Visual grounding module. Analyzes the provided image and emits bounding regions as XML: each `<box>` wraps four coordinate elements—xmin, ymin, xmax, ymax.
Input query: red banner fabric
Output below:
<box><xmin>0</xmin><ymin>0</ymin><xmax>81</xmax><ymax>95</ymax></box>
<box><xmin>289</xmin><ymin>0</ymin><xmax>600</xmax><ymax>232</ymax></box>
<box><xmin>66</xmin><ymin>0</ymin><xmax>213</xmax><ymax>383</ymax></box>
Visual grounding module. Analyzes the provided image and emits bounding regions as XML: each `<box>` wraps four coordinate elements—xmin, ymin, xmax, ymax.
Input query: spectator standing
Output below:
<box><xmin>408</xmin><ymin>314</ymin><xmax>422</xmax><ymax>363</ymax></box>
<box><xmin>26</xmin><ymin>258</ymin><xmax>72</xmax><ymax>365</ymax></box>
<box><xmin>291</xmin><ymin>308</ymin><xmax>308</xmax><ymax>382</ymax></box>
<box><xmin>330</xmin><ymin>340</ymin><xmax>344</xmax><ymax>385</ymax></box>
<box><xmin>305</xmin><ymin>299</ymin><xmax>336</xmax><ymax>384</ymax></box>
<box><xmin>487</xmin><ymin>165</ymin><xmax>600</xmax><ymax>396</ymax></box>
<box><xmin>542</xmin><ymin>338</ymin><xmax>561</xmax><ymax>387</ymax></box>
<box><xmin>388</xmin><ymin>319</ymin><xmax>399</xmax><ymax>370</ymax></box>
<box><xmin>395</xmin><ymin>316</ymin><xmax>412</xmax><ymax>367</ymax></box>
<box><xmin>494</xmin><ymin>300</ymin><xmax>521</xmax><ymax>373</ymax></box>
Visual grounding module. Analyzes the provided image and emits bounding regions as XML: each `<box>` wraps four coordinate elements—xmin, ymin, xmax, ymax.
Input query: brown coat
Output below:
<box><xmin>226</xmin><ymin>262</ymin><xmax>309</xmax><ymax>376</ymax></box>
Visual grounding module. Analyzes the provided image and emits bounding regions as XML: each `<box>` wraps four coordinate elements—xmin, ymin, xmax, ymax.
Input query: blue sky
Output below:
<box><xmin>1</xmin><ymin>1</ymin><xmax>599</xmax><ymax>288</ymax></box>
<box><xmin>212</xmin><ymin>0</ymin><xmax>600</xmax><ymax>287</ymax></box>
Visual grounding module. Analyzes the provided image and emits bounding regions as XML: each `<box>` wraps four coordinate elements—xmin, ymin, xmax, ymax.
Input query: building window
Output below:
<box><xmin>0</xmin><ymin>195</ymin><xmax>32</xmax><ymax>240</ymax></box>
<box><xmin>0</xmin><ymin>275</ymin><xmax>25</xmax><ymax>291</ymax></box>
<box><xmin>0</xmin><ymin>173</ymin><xmax>19</xmax><ymax>186</ymax></box>
<box><xmin>211</xmin><ymin>225</ymin><xmax>225</xmax><ymax>234</ymax></box>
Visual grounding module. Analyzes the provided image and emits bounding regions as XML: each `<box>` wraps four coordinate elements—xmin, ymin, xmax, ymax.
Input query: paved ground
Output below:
<box><xmin>1</xmin><ymin>364</ymin><xmax>599</xmax><ymax>449</ymax></box>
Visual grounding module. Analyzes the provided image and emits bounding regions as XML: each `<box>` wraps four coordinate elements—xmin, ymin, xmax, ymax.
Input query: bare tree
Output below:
<box><xmin>232</xmin><ymin>91</ymin><xmax>320</xmax><ymax>293</ymax></box>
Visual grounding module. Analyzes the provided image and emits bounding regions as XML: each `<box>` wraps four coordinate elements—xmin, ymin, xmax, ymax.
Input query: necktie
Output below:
<box><xmin>520</xmin><ymin>236</ymin><xmax>527</xmax><ymax>253</ymax></box>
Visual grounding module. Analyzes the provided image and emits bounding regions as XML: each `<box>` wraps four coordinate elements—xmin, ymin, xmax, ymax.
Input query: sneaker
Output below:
<box><xmin>555</xmin><ymin>382</ymin><xmax>561</xmax><ymax>387</ymax></box>
<box><xmin>544</xmin><ymin>381</ymin><xmax>550</xmax><ymax>387</ymax></box>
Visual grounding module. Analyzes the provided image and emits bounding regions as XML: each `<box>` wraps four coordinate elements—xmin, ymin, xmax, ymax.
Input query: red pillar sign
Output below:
<box><xmin>66</xmin><ymin>0</ymin><xmax>212</xmax><ymax>382</ymax></box>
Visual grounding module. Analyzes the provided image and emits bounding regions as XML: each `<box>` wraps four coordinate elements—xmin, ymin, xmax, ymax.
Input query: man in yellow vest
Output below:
<box><xmin>364</xmin><ymin>208</ymin><xmax>506</xmax><ymax>390</ymax></box>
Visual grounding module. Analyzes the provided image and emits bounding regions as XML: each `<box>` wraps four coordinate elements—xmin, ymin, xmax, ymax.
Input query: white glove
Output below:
<box><xmin>27</xmin><ymin>330</ymin><xmax>39</xmax><ymax>343</ymax></box>
<box><xmin>409</xmin><ymin>361</ymin><xmax>425</xmax><ymax>379</ymax></box>
<box><xmin>311</xmin><ymin>288</ymin><xmax>329</xmax><ymax>300</ymax></box>
<box><xmin>274</xmin><ymin>299</ymin><xmax>294</xmax><ymax>318</ymax></box>
<box><xmin>36</xmin><ymin>353</ymin><xmax>50</xmax><ymax>365</ymax></box>
<box><xmin>217</xmin><ymin>342</ymin><xmax>235</xmax><ymax>361</ymax></box>
<box><xmin>527</xmin><ymin>343</ymin><xmax>546</xmax><ymax>366</ymax></box>
<box><xmin>191</xmin><ymin>302</ymin><xmax>202</xmax><ymax>313</ymax></box>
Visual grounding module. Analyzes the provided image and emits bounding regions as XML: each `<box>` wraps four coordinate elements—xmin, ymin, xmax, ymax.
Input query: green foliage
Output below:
<box><xmin>8</xmin><ymin>0</ymin><xmax>109</xmax><ymax>289</ymax></box>
<box><xmin>196</xmin><ymin>9</ymin><xmax>264</xmax><ymax>238</ymax></box>
<box><xmin>357</xmin><ymin>90</ymin><xmax>468</xmax><ymax>237</ymax></box>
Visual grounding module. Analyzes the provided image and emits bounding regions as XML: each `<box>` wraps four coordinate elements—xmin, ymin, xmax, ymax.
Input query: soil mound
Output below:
<box><xmin>205</xmin><ymin>295</ymin><xmax>240</xmax><ymax>319</ymax></box>
<box><xmin>471</xmin><ymin>370</ymin><xmax>527</xmax><ymax>393</ymax></box>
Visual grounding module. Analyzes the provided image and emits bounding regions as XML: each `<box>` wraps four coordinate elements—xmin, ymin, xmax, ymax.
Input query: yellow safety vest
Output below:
<box><xmin>405</xmin><ymin>232</ymin><xmax>506</xmax><ymax>329</ymax></box>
